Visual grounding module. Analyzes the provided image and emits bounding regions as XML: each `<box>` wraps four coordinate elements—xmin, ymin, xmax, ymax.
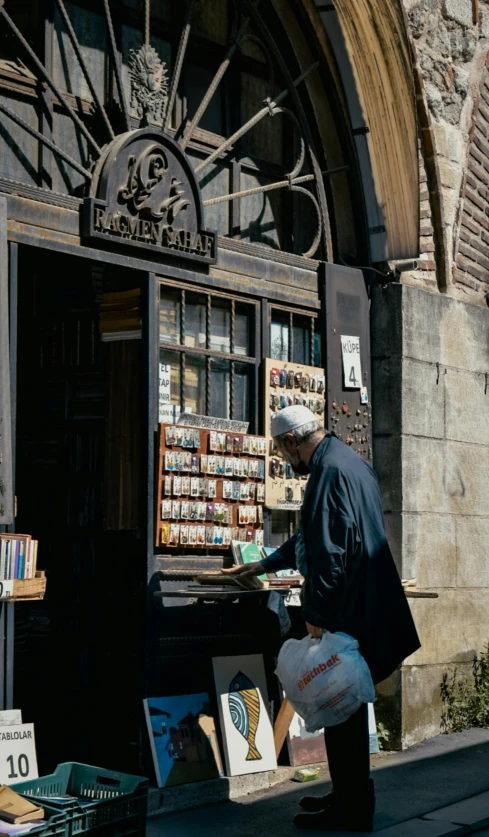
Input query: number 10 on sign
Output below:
<box><xmin>0</xmin><ymin>723</ymin><xmax>38</xmax><ymax>783</ymax></box>
<box><xmin>340</xmin><ymin>335</ymin><xmax>362</xmax><ymax>390</ymax></box>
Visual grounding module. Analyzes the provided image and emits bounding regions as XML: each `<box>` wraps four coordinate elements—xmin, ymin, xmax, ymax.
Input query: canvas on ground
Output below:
<box><xmin>144</xmin><ymin>694</ymin><xmax>222</xmax><ymax>788</ymax></box>
<box><xmin>287</xmin><ymin>709</ymin><xmax>327</xmax><ymax>767</ymax></box>
<box><xmin>212</xmin><ymin>654</ymin><xmax>277</xmax><ymax>776</ymax></box>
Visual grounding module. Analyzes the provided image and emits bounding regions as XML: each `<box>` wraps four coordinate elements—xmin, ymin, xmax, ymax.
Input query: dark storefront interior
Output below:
<box><xmin>14</xmin><ymin>247</ymin><xmax>145</xmax><ymax>773</ymax></box>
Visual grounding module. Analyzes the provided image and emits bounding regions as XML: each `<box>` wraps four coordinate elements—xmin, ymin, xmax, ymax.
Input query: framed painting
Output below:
<box><xmin>212</xmin><ymin>654</ymin><xmax>277</xmax><ymax>777</ymax></box>
<box><xmin>144</xmin><ymin>694</ymin><xmax>223</xmax><ymax>788</ymax></box>
<box><xmin>287</xmin><ymin>710</ymin><xmax>327</xmax><ymax>767</ymax></box>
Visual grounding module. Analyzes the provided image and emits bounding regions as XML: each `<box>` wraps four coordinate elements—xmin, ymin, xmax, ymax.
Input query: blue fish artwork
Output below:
<box><xmin>228</xmin><ymin>671</ymin><xmax>262</xmax><ymax>761</ymax></box>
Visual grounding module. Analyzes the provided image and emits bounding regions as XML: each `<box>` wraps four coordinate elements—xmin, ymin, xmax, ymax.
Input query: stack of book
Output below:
<box><xmin>0</xmin><ymin>535</ymin><xmax>38</xmax><ymax>580</ymax></box>
<box><xmin>99</xmin><ymin>288</ymin><xmax>141</xmax><ymax>334</ymax></box>
<box><xmin>192</xmin><ymin>571</ymin><xmax>265</xmax><ymax>591</ymax></box>
<box><xmin>0</xmin><ymin>785</ymin><xmax>44</xmax><ymax>824</ymax></box>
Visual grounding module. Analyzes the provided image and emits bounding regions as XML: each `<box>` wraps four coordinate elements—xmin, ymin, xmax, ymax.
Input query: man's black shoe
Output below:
<box><xmin>298</xmin><ymin>789</ymin><xmax>335</xmax><ymax>813</ymax></box>
<box><xmin>299</xmin><ymin>778</ymin><xmax>375</xmax><ymax>814</ymax></box>
<box><xmin>293</xmin><ymin>807</ymin><xmax>373</xmax><ymax>832</ymax></box>
<box><xmin>295</xmin><ymin>781</ymin><xmax>375</xmax><ymax>832</ymax></box>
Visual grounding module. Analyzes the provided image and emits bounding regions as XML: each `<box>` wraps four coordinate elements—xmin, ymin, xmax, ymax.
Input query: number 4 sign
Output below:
<box><xmin>340</xmin><ymin>335</ymin><xmax>362</xmax><ymax>390</ymax></box>
<box><xmin>0</xmin><ymin>723</ymin><xmax>38</xmax><ymax>783</ymax></box>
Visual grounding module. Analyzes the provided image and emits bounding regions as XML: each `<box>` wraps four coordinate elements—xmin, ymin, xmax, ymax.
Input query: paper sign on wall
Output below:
<box><xmin>0</xmin><ymin>723</ymin><xmax>38</xmax><ymax>783</ymax></box>
<box><xmin>158</xmin><ymin>363</ymin><xmax>173</xmax><ymax>424</ymax></box>
<box><xmin>340</xmin><ymin>335</ymin><xmax>362</xmax><ymax>389</ymax></box>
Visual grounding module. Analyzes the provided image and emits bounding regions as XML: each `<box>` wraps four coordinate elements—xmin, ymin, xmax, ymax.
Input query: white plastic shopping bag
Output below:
<box><xmin>275</xmin><ymin>631</ymin><xmax>375</xmax><ymax>731</ymax></box>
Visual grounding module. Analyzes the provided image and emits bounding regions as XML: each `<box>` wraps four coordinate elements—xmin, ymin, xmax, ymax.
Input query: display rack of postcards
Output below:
<box><xmin>264</xmin><ymin>358</ymin><xmax>326</xmax><ymax>509</ymax></box>
<box><xmin>156</xmin><ymin>424</ymin><xmax>267</xmax><ymax>550</ymax></box>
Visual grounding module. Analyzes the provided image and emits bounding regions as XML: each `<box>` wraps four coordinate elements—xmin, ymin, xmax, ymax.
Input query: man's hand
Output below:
<box><xmin>306</xmin><ymin>622</ymin><xmax>324</xmax><ymax>639</ymax></box>
<box><xmin>222</xmin><ymin>561</ymin><xmax>265</xmax><ymax>578</ymax></box>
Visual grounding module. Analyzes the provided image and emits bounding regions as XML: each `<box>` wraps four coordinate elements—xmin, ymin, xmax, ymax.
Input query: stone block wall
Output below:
<box><xmin>371</xmin><ymin>281</ymin><xmax>489</xmax><ymax>746</ymax></box>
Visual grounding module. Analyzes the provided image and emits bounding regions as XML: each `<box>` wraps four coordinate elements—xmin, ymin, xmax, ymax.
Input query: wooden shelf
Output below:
<box><xmin>0</xmin><ymin>571</ymin><xmax>46</xmax><ymax>602</ymax></box>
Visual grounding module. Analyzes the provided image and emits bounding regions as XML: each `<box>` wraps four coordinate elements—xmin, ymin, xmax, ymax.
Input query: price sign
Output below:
<box><xmin>158</xmin><ymin>362</ymin><xmax>173</xmax><ymax>424</ymax></box>
<box><xmin>0</xmin><ymin>723</ymin><xmax>38</xmax><ymax>783</ymax></box>
<box><xmin>340</xmin><ymin>335</ymin><xmax>362</xmax><ymax>389</ymax></box>
<box><xmin>0</xmin><ymin>580</ymin><xmax>14</xmax><ymax>600</ymax></box>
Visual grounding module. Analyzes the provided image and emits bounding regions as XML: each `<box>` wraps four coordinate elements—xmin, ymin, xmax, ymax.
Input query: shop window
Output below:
<box><xmin>210</xmin><ymin>358</ymin><xmax>230</xmax><ymax>418</ymax></box>
<box><xmin>184</xmin><ymin>293</ymin><xmax>206</xmax><ymax>350</ymax></box>
<box><xmin>269</xmin><ymin>509</ymin><xmax>299</xmax><ymax>549</ymax></box>
<box><xmin>0</xmin><ymin>1</ymin><xmax>43</xmax><ymax>63</ymax></box>
<box><xmin>270</xmin><ymin>308</ymin><xmax>320</xmax><ymax>367</ymax></box>
<box><xmin>159</xmin><ymin>289</ymin><xmax>181</xmax><ymax>344</ymax></box>
<box><xmin>210</xmin><ymin>299</ymin><xmax>231</xmax><ymax>353</ymax></box>
<box><xmin>158</xmin><ymin>283</ymin><xmax>256</xmax><ymax>425</ymax></box>
<box><xmin>54</xmin><ymin>2</ymin><xmax>107</xmax><ymax>104</ymax></box>
<box><xmin>184</xmin><ymin>62</ymin><xmax>225</xmax><ymax>137</ymax></box>
<box><xmin>184</xmin><ymin>354</ymin><xmax>206</xmax><ymax>415</ymax></box>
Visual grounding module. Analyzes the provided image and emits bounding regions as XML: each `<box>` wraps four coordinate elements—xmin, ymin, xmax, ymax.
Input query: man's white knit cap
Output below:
<box><xmin>270</xmin><ymin>405</ymin><xmax>318</xmax><ymax>438</ymax></box>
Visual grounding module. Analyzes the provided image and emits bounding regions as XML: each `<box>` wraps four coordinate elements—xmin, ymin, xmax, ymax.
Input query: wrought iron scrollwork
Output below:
<box><xmin>0</xmin><ymin>0</ymin><xmax>344</xmax><ymax>260</ymax></box>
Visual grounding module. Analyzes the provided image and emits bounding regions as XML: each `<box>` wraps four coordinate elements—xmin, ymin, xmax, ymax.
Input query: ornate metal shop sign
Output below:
<box><xmin>83</xmin><ymin>129</ymin><xmax>217</xmax><ymax>264</ymax></box>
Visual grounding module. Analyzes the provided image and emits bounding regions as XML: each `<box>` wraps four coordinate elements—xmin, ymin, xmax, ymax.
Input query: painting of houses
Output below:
<box><xmin>287</xmin><ymin>711</ymin><xmax>327</xmax><ymax>767</ymax></box>
<box><xmin>144</xmin><ymin>694</ymin><xmax>223</xmax><ymax>787</ymax></box>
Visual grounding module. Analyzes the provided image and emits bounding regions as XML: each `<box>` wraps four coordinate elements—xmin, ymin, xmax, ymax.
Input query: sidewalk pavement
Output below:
<box><xmin>147</xmin><ymin>728</ymin><xmax>489</xmax><ymax>836</ymax></box>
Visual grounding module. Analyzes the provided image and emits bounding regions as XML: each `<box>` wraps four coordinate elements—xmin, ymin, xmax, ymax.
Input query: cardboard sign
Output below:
<box><xmin>176</xmin><ymin>413</ymin><xmax>248</xmax><ymax>433</ymax></box>
<box><xmin>0</xmin><ymin>710</ymin><xmax>22</xmax><ymax>726</ymax></box>
<box><xmin>0</xmin><ymin>723</ymin><xmax>38</xmax><ymax>783</ymax></box>
<box><xmin>340</xmin><ymin>335</ymin><xmax>362</xmax><ymax>389</ymax></box>
<box><xmin>0</xmin><ymin>580</ymin><xmax>14</xmax><ymax>600</ymax></box>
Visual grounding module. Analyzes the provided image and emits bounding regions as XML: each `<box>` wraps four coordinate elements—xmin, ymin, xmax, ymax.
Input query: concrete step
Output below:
<box><xmin>147</xmin><ymin>762</ymin><xmax>329</xmax><ymax>817</ymax></box>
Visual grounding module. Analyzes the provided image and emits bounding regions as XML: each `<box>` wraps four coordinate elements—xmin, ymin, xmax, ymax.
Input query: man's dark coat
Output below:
<box><xmin>261</xmin><ymin>434</ymin><xmax>420</xmax><ymax>684</ymax></box>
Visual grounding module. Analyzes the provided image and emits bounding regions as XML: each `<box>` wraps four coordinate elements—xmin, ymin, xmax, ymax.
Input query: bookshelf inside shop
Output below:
<box><xmin>0</xmin><ymin>534</ymin><xmax>46</xmax><ymax>602</ymax></box>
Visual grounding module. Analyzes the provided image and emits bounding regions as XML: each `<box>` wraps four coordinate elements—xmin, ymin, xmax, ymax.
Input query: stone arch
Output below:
<box><xmin>301</xmin><ymin>0</ymin><xmax>420</xmax><ymax>263</ymax></box>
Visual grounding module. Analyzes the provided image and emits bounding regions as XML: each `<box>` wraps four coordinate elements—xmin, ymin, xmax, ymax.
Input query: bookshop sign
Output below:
<box><xmin>83</xmin><ymin>129</ymin><xmax>217</xmax><ymax>264</ymax></box>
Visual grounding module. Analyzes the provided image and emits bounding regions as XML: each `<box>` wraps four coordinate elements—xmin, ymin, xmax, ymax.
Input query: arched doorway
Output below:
<box><xmin>0</xmin><ymin>0</ymin><xmax>419</xmax><ymax>773</ymax></box>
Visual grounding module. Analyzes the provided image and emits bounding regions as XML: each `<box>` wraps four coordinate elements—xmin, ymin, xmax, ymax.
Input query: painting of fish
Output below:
<box><xmin>213</xmin><ymin>654</ymin><xmax>277</xmax><ymax>777</ymax></box>
<box><xmin>228</xmin><ymin>671</ymin><xmax>262</xmax><ymax>761</ymax></box>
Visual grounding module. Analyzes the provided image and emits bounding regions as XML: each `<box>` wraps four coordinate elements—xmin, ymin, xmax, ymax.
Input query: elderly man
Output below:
<box><xmin>226</xmin><ymin>406</ymin><xmax>420</xmax><ymax>832</ymax></box>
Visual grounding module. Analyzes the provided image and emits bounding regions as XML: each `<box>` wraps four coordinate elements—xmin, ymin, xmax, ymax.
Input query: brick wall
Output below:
<box><xmin>455</xmin><ymin>60</ymin><xmax>489</xmax><ymax>295</ymax></box>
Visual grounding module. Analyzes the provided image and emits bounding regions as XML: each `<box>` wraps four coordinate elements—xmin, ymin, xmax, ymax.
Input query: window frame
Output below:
<box><xmin>157</xmin><ymin>277</ymin><xmax>260</xmax><ymax>429</ymax></box>
<box><xmin>269</xmin><ymin>302</ymin><xmax>320</xmax><ymax>367</ymax></box>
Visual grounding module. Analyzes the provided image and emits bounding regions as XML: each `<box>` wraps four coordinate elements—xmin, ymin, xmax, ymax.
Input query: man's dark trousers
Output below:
<box><xmin>323</xmin><ymin>703</ymin><xmax>370</xmax><ymax>804</ymax></box>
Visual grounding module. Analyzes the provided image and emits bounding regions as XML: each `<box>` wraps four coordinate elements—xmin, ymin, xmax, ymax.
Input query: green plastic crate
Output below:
<box><xmin>6</xmin><ymin>802</ymin><xmax>68</xmax><ymax>837</ymax></box>
<box><xmin>11</xmin><ymin>763</ymin><xmax>148</xmax><ymax>837</ymax></box>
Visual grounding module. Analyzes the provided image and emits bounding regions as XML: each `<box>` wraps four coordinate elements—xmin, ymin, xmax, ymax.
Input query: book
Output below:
<box><xmin>231</xmin><ymin>541</ymin><xmax>268</xmax><ymax>580</ymax></box>
<box><xmin>32</xmin><ymin>540</ymin><xmax>38</xmax><ymax>578</ymax></box>
<box><xmin>24</xmin><ymin>541</ymin><xmax>32</xmax><ymax>580</ymax></box>
<box><xmin>13</xmin><ymin>541</ymin><xmax>19</xmax><ymax>580</ymax></box>
<box><xmin>17</xmin><ymin>540</ymin><xmax>23</xmax><ymax>580</ymax></box>
<box><xmin>0</xmin><ymin>785</ymin><xmax>44</xmax><ymax>823</ymax></box>
<box><xmin>0</xmin><ymin>536</ymin><xmax>33</xmax><ymax>580</ymax></box>
<box><xmin>5</xmin><ymin>541</ymin><xmax>10</xmax><ymax>580</ymax></box>
<box><xmin>260</xmin><ymin>546</ymin><xmax>302</xmax><ymax>579</ymax></box>
<box><xmin>192</xmin><ymin>572</ymin><xmax>265</xmax><ymax>591</ymax></box>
